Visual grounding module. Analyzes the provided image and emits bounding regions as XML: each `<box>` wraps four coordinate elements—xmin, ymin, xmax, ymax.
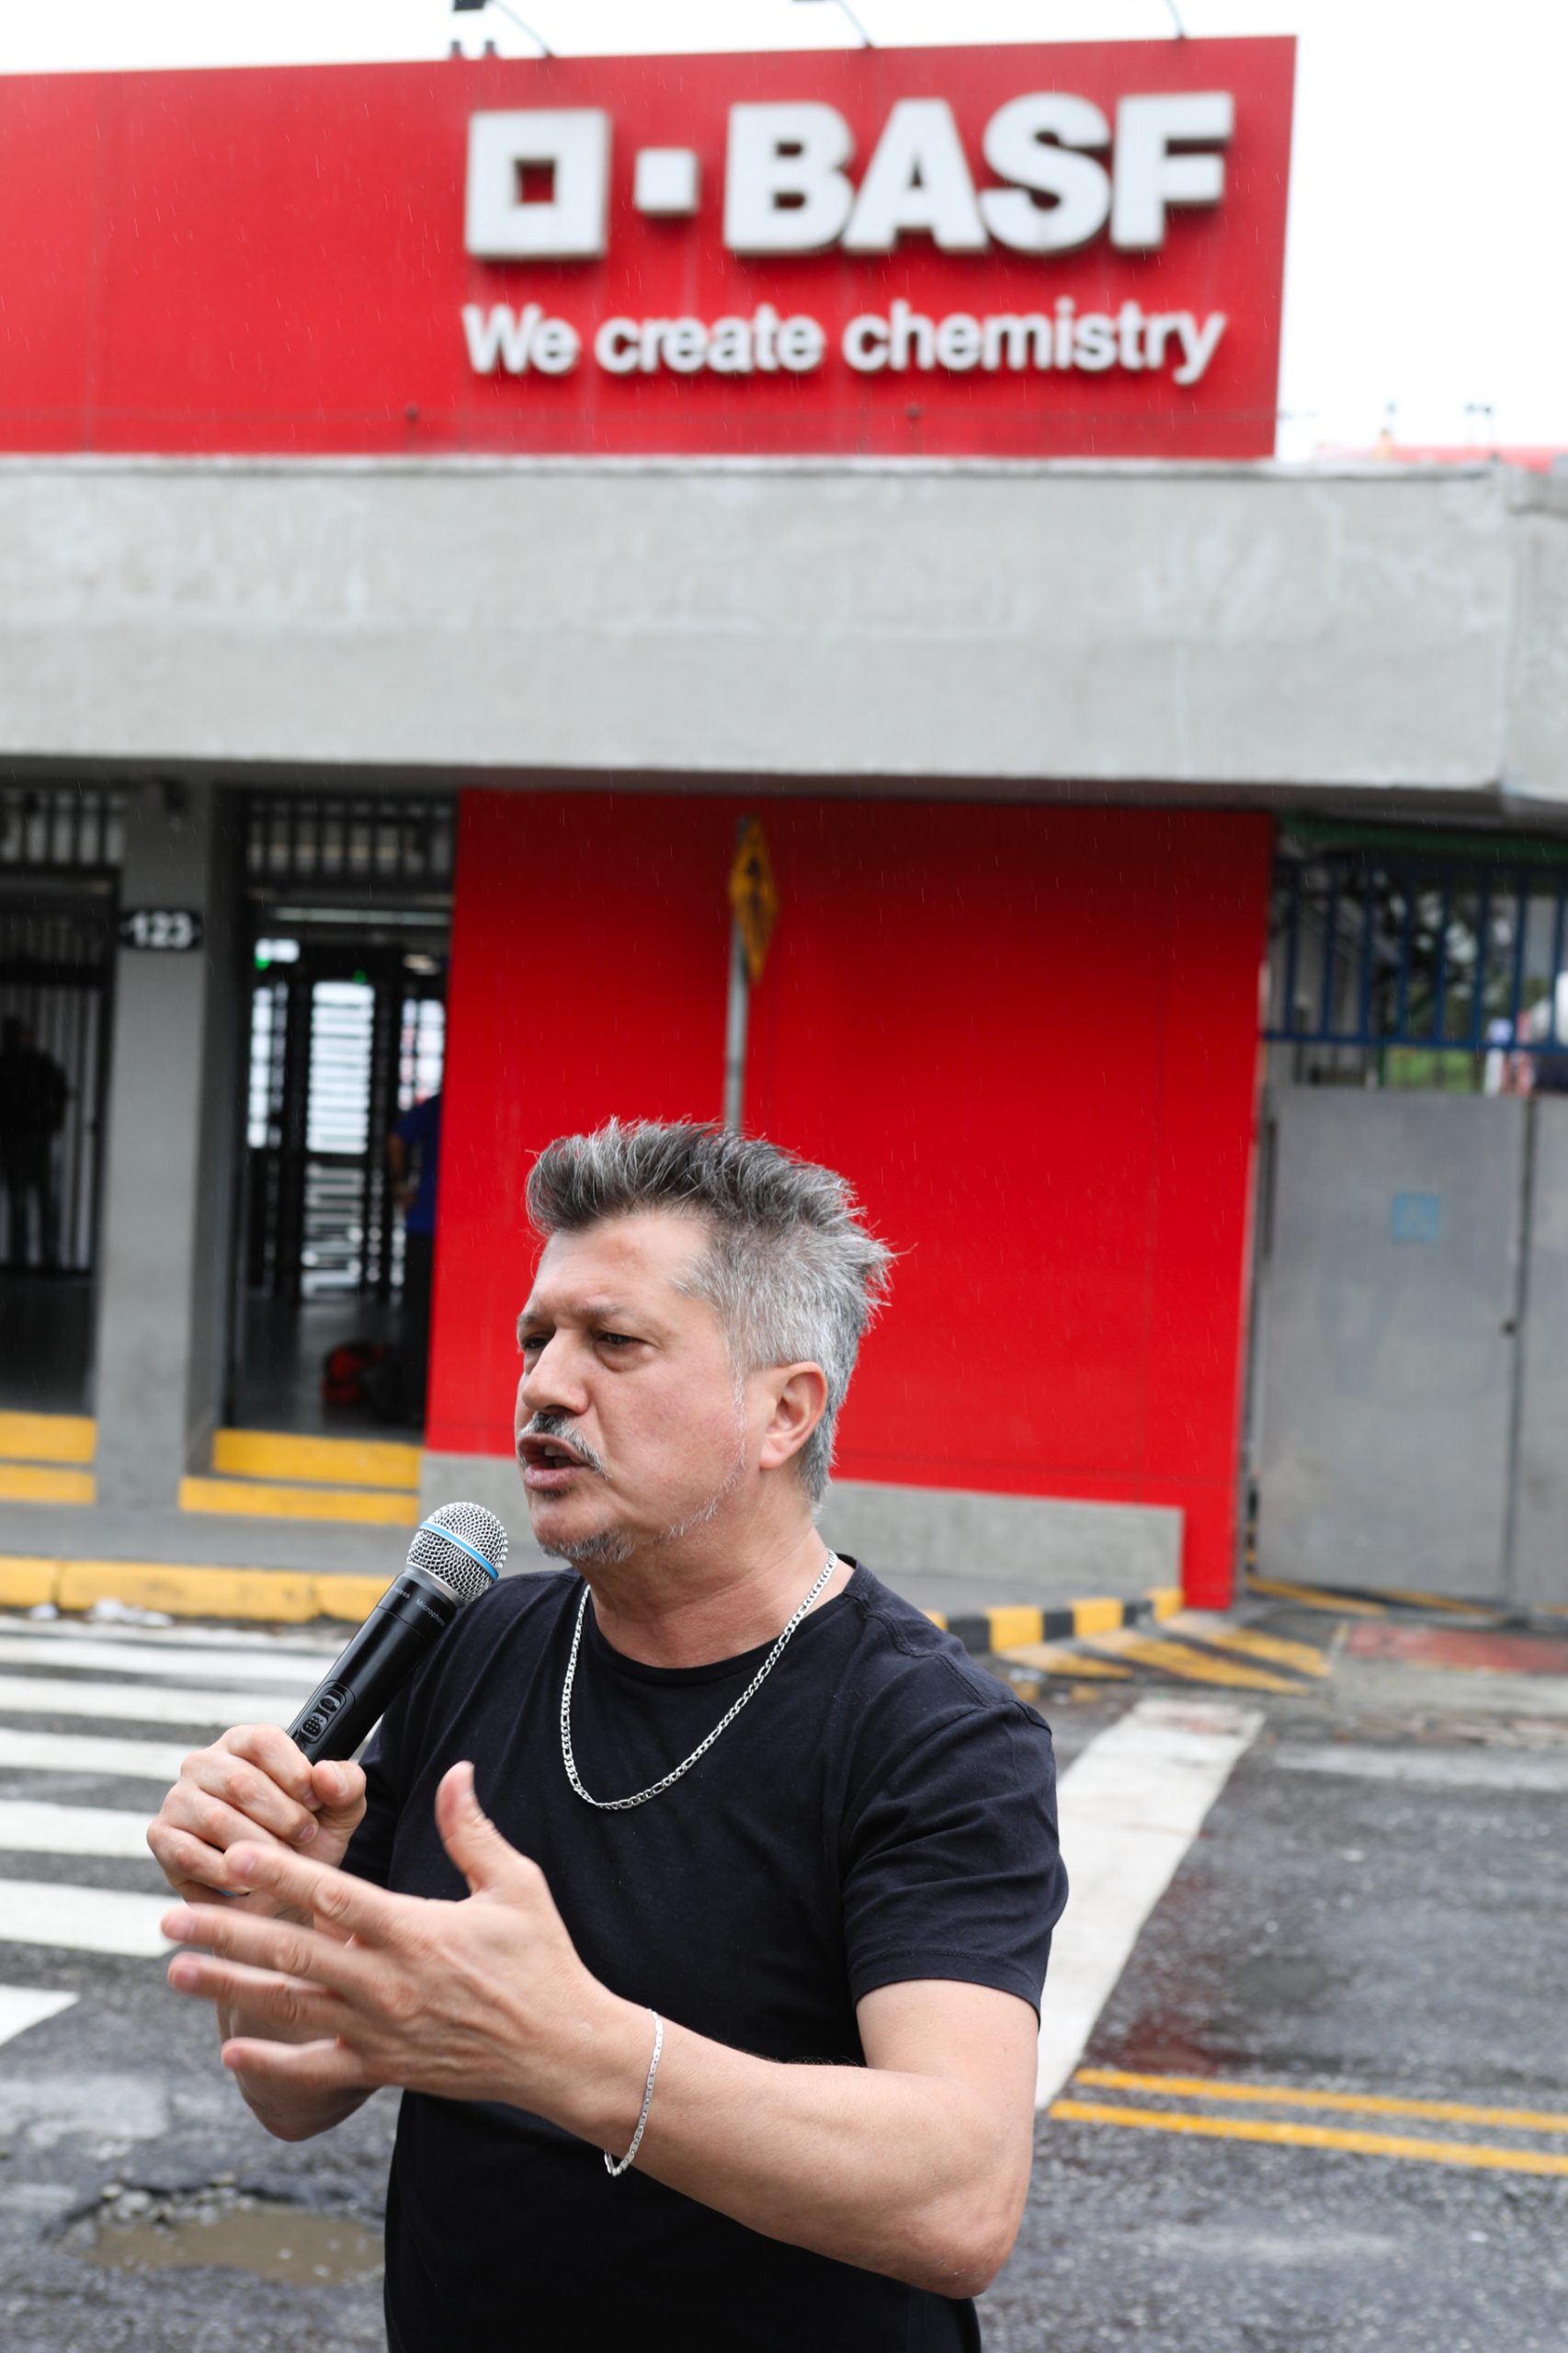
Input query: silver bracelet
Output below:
<box><xmin>603</xmin><ymin>2008</ymin><xmax>663</xmax><ymax>2178</ymax></box>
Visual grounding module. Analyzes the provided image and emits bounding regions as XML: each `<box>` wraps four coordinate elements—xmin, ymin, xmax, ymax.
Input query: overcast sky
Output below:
<box><xmin>5</xmin><ymin>0</ymin><xmax>1564</xmax><ymax>460</ymax></box>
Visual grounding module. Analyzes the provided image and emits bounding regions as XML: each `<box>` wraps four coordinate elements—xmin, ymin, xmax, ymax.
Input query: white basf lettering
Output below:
<box><xmin>1110</xmin><ymin>92</ymin><xmax>1233</xmax><ymax>250</ymax></box>
<box><xmin>464</xmin><ymin>89</ymin><xmax>1237</xmax><ymax>263</ymax></box>
<box><xmin>723</xmin><ymin>104</ymin><xmax>856</xmax><ymax>253</ymax></box>
<box><xmin>465</xmin><ymin>110</ymin><xmax>611</xmax><ymax>259</ymax></box>
<box><xmin>842</xmin><ymin>99</ymin><xmax>988</xmax><ymax>254</ymax></box>
<box><xmin>979</xmin><ymin>94</ymin><xmax>1112</xmax><ymax>253</ymax></box>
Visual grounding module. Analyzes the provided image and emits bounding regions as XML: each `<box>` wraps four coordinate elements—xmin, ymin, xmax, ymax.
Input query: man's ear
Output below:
<box><xmin>757</xmin><ymin>1362</ymin><xmax>829</xmax><ymax>1473</ymax></box>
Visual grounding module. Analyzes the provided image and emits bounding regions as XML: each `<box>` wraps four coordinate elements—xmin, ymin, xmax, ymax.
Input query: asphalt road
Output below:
<box><xmin>1</xmin><ymin>1608</ymin><xmax>1564</xmax><ymax>2351</ymax></box>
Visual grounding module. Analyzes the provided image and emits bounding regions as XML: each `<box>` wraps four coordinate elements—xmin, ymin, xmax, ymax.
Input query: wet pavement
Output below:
<box><xmin>980</xmin><ymin>1622</ymin><xmax>1568</xmax><ymax>2350</ymax></box>
<box><xmin>1</xmin><ymin>1605</ymin><xmax>1564</xmax><ymax>2348</ymax></box>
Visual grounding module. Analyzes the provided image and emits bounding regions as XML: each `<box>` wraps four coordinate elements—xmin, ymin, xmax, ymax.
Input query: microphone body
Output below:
<box><xmin>284</xmin><ymin>1502</ymin><xmax>508</xmax><ymax>1763</ymax></box>
<box><xmin>286</xmin><ymin>1566</ymin><xmax>460</xmax><ymax>1762</ymax></box>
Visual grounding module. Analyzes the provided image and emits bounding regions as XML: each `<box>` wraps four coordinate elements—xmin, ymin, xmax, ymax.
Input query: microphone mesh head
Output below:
<box><xmin>407</xmin><ymin>1501</ymin><xmax>509</xmax><ymax>1603</ymax></box>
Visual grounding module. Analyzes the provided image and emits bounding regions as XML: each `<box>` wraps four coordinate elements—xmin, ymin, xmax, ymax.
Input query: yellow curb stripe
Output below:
<box><xmin>1244</xmin><ymin>1575</ymin><xmax>1387</xmax><ymax>1616</ymax></box>
<box><xmin>178</xmin><ymin>1476</ymin><xmax>419</xmax><ymax>1528</ymax></box>
<box><xmin>1073</xmin><ymin>2068</ymin><xmax>1568</xmax><ymax>2135</ymax></box>
<box><xmin>1146</xmin><ymin>1586</ymin><xmax>1184</xmax><ymax>1623</ymax></box>
<box><xmin>998</xmin><ymin>1643</ymin><xmax>1133</xmax><ymax>1679</ymax></box>
<box><xmin>211</xmin><ymin>1427</ymin><xmax>420</xmax><ymax>1493</ymax></box>
<box><xmin>1074</xmin><ymin>1633</ymin><xmax>1303</xmax><ymax>1693</ymax></box>
<box><xmin>1167</xmin><ymin>1619</ymin><xmax>1330</xmax><ymax>1677</ymax></box>
<box><xmin>0</xmin><ymin>1554</ymin><xmax>384</xmax><ymax>1625</ymax></box>
<box><xmin>982</xmin><ymin>1604</ymin><xmax>1046</xmax><ymax>1650</ymax></box>
<box><xmin>1048</xmin><ymin>2099</ymin><xmax>1568</xmax><ymax>2177</ymax></box>
<box><xmin>0</xmin><ymin>1556</ymin><xmax>61</xmax><ymax>1608</ymax></box>
<box><xmin>0</xmin><ymin>1412</ymin><xmax>96</xmax><ymax>1466</ymax></box>
<box><xmin>1069</xmin><ymin>1597</ymin><xmax>1126</xmax><ymax>1637</ymax></box>
<box><xmin>0</xmin><ymin>1464</ymin><xmax>97</xmax><ymax>1506</ymax></box>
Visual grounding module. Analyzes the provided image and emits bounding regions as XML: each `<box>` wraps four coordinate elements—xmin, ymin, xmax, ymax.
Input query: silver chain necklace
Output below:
<box><xmin>560</xmin><ymin>1554</ymin><xmax>838</xmax><ymax>1812</ymax></box>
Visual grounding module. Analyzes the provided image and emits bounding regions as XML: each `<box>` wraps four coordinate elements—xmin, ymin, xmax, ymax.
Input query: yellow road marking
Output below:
<box><xmin>999</xmin><ymin>1643</ymin><xmax>1132</xmax><ymax>1678</ymax></box>
<box><xmin>1049</xmin><ymin>2100</ymin><xmax>1568</xmax><ymax>2177</ymax></box>
<box><xmin>1373</xmin><ymin>1587</ymin><xmax>1502</xmax><ymax>1618</ymax></box>
<box><xmin>1074</xmin><ymin>2069</ymin><xmax>1568</xmax><ymax>2135</ymax></box>
<box><xmin>1075</xmin><ymin>1632</ymin><xmax>1301</xmax><ymax>1692</ymax></box>
<box><xmin>1167</xmin><ymin>1618</ymin><xmax>1329</xmax><ymax>1677</ymax></box>
<box><xmin>0</xmin><ymin>1411</ymin><xmax>96</xmax><ymax>1465</ymax></box>
<box><xmin>1146</xmin><ymin>1586</ymin><xmax>1185</xmax><ymax>1622</ymax></box>
<box><xmin>1245</xmin><ymin>1575</ymin><xmax>1386</xmax><ymax>1616</ymax></box>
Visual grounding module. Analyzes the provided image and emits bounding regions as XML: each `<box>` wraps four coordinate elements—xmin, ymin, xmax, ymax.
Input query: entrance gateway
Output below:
<box><xmin>1253</xmin><ymin>829</ymin><xmax>1568</xmax><ymax>1609</ymax></box>
<box><xmin>231</xmin><ymin>792</ymin><xmax>452</xmax><ymax>1437</ymax></box>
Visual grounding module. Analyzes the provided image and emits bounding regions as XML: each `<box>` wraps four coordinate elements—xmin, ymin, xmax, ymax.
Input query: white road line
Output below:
<box><xmin>0</xmin><ymin>1676</ymin><xmax>292</xmax><ymax>1729</ymax></box>
<box><xmin>1275</xmin><ymin>1743</ymin><xmax>1568</xmax><ymax>1794</ymax></box>
<box><xmin>0</xmin><ymin>1725</ymin><xmax>188</xmax><ymax>1783</ymax></box>
<box><xmin>0</xmin><ymin>1635</ymin><xmax>335</xmax><ymax>1686</ymax></box>
<box><xmin>0</xmin><ymin>1879</ymin><xmax>171</xmax><ymax>1958</ymax></box>
<box><xmin>0</xmin><ymin>1985</ymin><xmax>77</xmax><ymax>2048</ymax></box>
<box><xmin>0</xmin><ymin>1613</ymin><xmax>342</xmax><ymax>1654</ymax></box>
<box><xmin>1037</xmin><ymin>1696</ymin><xmax>1261</xmax><ymax>2108</ymax></box>
<box><xmin>0</xmin><ymin>1801</ymin><xmax>159</xmax><ymax>1859</ymax></box>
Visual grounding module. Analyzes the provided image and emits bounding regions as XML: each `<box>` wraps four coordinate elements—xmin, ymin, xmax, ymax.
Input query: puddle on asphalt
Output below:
<box><xmin>76</xmin><ymin>2184</ymin><xmax>381</xmax><ymax>2285</ymax></box>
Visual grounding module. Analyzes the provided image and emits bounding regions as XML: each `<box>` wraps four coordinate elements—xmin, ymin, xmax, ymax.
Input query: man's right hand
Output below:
<box><xmin>147</xmin><ymin>1727</ymin><xmax>368</xmax><ymax>1914</ymax></box>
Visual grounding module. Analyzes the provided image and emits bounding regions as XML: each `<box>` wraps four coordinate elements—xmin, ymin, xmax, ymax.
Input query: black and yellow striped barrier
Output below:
<box><xmin>926</xmin><ymin>1587</ymin><xmax>1184</xmax><ymax>1662</ymax></box>
<box><xmin>992</xmin><ymin>1607</ymin><xmax>1334</xmax><ymax>1693</ymax></box>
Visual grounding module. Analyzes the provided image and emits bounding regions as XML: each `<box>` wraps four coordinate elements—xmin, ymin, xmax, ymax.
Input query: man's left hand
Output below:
<box><xmin>160</xmin><ymin>1761</ymin><xmax>639</xmax><ymax>2130</ymax></box>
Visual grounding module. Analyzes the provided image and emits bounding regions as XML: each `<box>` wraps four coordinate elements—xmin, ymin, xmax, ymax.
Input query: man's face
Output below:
<box><xmin>514</xmin><ymin>1211</ymin><xmax>753</xmax><ymax>1565</ymax></box>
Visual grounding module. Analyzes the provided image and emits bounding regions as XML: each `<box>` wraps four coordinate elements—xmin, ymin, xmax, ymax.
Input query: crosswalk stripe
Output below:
<box><xmin>0</xmin><ymin>1985</ymin><xmax>77</xmax><ymax>2048</ymax></box>
<box><xmin>0</xmin><ymin>1725</ymin><xmax>188</xmax><ymax>1782</ymax></box>
<box><xmin>0</xmin><ymin>1879</ymin><xmax>171</xmax><ymax>1958</ymax></box>
<box><xmin>0</xmin><ymin>1800</ymin><xmax>159</xmax><ymax>1859</ymax></box>
<box><xmin>0</xmin><ymin>1612</ymin><xmax>341</xmax><ymax>1654</ymax></box>
<box><xmin>0</xmin><ymin>1675</ymin><xmax>292</xmax><ymax>1728</ymax></box>
<box><xmin>1035</xmin><ymin>1699</ymin><xmax>1261</xmax><ymax>2108</ymax></box>
<box><xmin>0</xmin><ymin>1634</ymin><xmax>335</xmax><ymax>1687</ymax></box>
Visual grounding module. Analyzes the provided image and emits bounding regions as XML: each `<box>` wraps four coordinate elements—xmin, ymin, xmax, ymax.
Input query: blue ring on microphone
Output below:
<box><xmin>418</xmin><ymin>1520</ymin><xmax>499</xmax><ymax>1581</ymax></box>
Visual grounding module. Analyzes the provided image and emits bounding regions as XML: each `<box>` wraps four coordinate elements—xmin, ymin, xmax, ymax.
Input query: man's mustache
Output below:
<box><xmin>518</xmin><ymin>1413</ymin><xmax>607</xmax><ymax>1475</ymax></box>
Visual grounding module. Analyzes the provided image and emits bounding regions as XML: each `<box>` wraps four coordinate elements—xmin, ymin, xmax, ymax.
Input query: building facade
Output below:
<box><xmin>2</xmin><ymin>42</ymin><xmax>1565</xmax><ymax>1612</ymax></box>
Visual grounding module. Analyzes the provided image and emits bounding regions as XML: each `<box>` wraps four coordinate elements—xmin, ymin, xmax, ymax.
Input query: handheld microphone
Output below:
<box><xmin>285</xmin><ymin>1501</ymin><xmax>509</xmax><ymax>1763</ymax></box>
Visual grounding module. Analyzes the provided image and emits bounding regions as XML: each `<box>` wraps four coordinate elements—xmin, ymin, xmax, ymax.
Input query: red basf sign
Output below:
<box><xmin>0</xmin><ymin>39</ymin><xmax>1293</xmax><ymax>460</ymax></box>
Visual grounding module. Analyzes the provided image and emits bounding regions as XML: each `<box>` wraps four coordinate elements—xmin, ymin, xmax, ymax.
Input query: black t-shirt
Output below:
<box><xmin>346</xmin><ymin>1561</ymin><xmax>1066</xmax><ymax>2352</ymax></box>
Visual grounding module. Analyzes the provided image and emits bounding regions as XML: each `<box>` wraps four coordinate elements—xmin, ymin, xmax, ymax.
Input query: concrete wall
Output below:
<box><xmin>0</xmin><ymin>457</ymin><xmax>1562</xmax><ymax>806</ymax></box>
<box><xmin>417</xmin><ymin>1451</ymin><xmax>1182</xmax><ymax>1606</ymax></box>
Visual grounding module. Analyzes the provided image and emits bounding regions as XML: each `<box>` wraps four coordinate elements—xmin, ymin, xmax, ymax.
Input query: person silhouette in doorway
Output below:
<box><xmin>386</xmin><ymin>1089</ymin><xmax>441</xmax><ymax>1427</ymax></box>
<box><xmin>0</xmin><ymin>1018</ymin><xmax>68</xmax><ymax>1271</ymax></box>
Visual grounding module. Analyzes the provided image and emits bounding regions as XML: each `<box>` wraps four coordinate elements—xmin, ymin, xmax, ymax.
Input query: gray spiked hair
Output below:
<box><xmin>526</xmin><ymin>1120</ymin><xmax>893</xmax><ymax>1505</ymax></box>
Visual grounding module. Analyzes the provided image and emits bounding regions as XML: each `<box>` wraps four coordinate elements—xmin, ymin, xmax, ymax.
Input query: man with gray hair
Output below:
<box><xmin>150</xmin><ymin>1120</ymin><xmax>1065</xmax><ymax>2350</ymax></box>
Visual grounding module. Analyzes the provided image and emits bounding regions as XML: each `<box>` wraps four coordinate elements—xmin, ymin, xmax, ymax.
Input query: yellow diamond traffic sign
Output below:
<box><xmin>729</xmin><ymin>817</ymin><xmax>778</xmax><ymax>985</ymax></box>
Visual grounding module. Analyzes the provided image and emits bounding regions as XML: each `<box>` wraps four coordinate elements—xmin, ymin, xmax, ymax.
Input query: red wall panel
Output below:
<box><xmin>428</xmin><ymin>790</ymin><xmax>1271</xmax><ymax>1604</ymax></box>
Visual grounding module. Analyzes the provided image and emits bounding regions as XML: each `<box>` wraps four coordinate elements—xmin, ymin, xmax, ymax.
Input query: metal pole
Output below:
<box><xmin>722</xmin><ymin>921</ymin><xmax>749</xmax><ymax>1132</ymax></box>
